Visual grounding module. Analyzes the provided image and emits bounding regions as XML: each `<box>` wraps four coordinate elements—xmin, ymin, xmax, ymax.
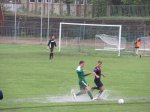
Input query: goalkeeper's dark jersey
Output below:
<box><xmin>47</xmin><ymin>39</ymin><xmax>56</xmax><ymax>49</ymax></box>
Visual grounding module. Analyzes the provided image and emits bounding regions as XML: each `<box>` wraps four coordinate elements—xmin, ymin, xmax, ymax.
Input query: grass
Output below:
<box><xmin>0</xmin><ymin>43</ymin><xmax>150</xmax><ymax>112</ymax></box>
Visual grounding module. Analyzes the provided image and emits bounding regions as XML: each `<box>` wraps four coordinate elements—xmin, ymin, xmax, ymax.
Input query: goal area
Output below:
<box><xmin>59</xmin><ymin>22</ymin><xmax>122</xmax><ymax>56</ymax></box>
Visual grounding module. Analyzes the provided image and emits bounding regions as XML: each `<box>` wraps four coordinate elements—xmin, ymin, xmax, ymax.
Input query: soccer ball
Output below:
<box><xmin>118</xmin><ymin>99</ymin><xmax>124</xmax><ymax>104</ymax></box>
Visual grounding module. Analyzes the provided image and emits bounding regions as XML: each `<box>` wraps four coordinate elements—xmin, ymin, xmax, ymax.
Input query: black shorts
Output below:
<box><xmin>50</xmin><ymin>48</ymin><xmax>54</xmax><ymax>53</ymax></box>
<box><xmin>0</xmin><ymin>90</ymin><xmax>3</xmax><ymax>100</ymax></box>
<box><xmin>94</xmin><ymin>79</ymin><xmax>103</xmax><ymax>88</ymax></box>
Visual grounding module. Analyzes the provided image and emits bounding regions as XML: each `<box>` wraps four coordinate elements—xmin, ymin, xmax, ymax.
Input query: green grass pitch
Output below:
<box><xmin>0</xmin><ymin>43</ymin><xmax>150</xmax><ymax>112</ymax></box>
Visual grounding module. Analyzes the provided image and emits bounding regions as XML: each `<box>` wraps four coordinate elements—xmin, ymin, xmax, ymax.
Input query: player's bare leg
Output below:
<box><xmin>76</xmin><ymin>90</ymin><xmax>86</xmax><ymax>96</ymax></box>
<box><xmin>99</xmin><ymin>86</ymin><xmax>104</xmax><ymax>93</ymax></box>
<box><xmin>85</xmin><ymin>86</ymin><xmax>93</xmax><ymax>99</ymax></box>
<box><xmin>75</xmin><ymin>86</ymin><xmax>93</xmax><ymax>99</ymax></box>
<box><xmin>95</xmin><ymin>86</ymin><xmax>104</xmax><ymax>99</ymax></box>
<box><xmin>91</xmin><ymin>86</ymin><xmax>99</xmax><ymax>91</ymax></box>
<box><xmin>72</xmin><ymin>89</ymin><xmax>86</xmax><ymax>101</ymax></box>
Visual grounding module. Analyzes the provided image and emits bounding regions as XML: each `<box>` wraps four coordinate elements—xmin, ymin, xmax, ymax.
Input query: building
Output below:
<box><xmin>27</xmin><ymin>0</ymin><xmax>92</xmax><ymax>17</ymax></box>
<box><xmin>1</xmin><ymin>0</ymin><xmax>92</xmax><ymax>17</ymax></box>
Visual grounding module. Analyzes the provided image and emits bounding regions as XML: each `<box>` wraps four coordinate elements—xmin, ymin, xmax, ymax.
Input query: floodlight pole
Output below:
<box><xmin>47</xmin><ymin>0</ymin><xmax>50</xmax><ymax>41</ymax></box>
<box><xmin>40</xmin><ymin>1</ymin><xmax>43</xmax><ymax>43</ymax></box>
<box><xmin>59</xmin><ymin>23</ymin><xmax>62</xmax><ymax>52</ymax></box>
<box><xmin>82</xmin><ymin>21</ymin><xmax>86</xmax><ymax>40</ymax></box>
<box><xmin>14</xmin><ymin>0</ymin><xmax>17</xmax><ymax>42</ymax></box>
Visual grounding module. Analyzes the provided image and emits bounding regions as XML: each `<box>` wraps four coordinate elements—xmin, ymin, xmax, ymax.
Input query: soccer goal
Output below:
<box><xmin>59</xmin><ymin>22</ymin><xmax>123</xmax><ymax>56</ymax></box>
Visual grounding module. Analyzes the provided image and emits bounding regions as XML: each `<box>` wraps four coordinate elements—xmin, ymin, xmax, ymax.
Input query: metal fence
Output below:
<box><xmin>0</xmin><ymin>20</ymin><xmax>150</xmax><ymax>41</ymax></box>
<box><xmin>0</xmin><ymin>20</ymin><xmax>59</xmax><ymax>42</ymax></box>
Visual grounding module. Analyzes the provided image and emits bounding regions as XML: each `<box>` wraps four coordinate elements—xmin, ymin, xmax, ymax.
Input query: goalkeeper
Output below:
<box><xmin>47</xmin><ymin>35</ymin><xmax>57</xmax><ymax>60</ymax></box>
<box><xmin>72</xmin><ymin>61</ymin><xmax>94</xmax><ymax>100</ymax></box>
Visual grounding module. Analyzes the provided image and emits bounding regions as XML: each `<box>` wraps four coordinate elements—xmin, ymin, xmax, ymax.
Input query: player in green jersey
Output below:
<box><xmin>72</xmin><ymin>60</ymin><xmax>95</xmax><ymax>100</ymax></box>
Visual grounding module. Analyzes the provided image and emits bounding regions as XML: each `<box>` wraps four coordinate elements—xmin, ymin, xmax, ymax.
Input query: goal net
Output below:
<box><xmin>137</xmin><ymin>36</ymin><xmax>150</xmax><ymax>56</ymax></box>
<box><xmin>59</xmin><ymin>22</ymin><xmax>122</xmax><ymax>56</ymax></box>
<box><xmin>95</xmin><ymin>34</ymin><xmax>126</xmax><ymax>51</ymax></box>
<box><xmin>139</xmin><ymin>36</ymin><xmax>150</xmax><ymax>51</ymax></box>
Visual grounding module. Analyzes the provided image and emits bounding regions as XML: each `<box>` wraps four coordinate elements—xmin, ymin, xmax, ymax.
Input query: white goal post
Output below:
<box><xmin>59</xmin><ymin>22</ymin><xmax>122</xmax><ymax>56</ymax></box>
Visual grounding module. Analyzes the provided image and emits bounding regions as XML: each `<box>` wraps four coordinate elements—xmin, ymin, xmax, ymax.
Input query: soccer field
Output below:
<box><xmin>0</xmin><ymin>43</ymin><xmax>150</xmax><ymax>112</ymax></box>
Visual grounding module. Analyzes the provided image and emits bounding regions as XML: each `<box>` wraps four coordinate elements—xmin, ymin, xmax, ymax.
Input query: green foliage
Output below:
<box><xmin>64</xmin><ymin>0</ymin><xmax>74</xmax><ymax>4</ymax></box>
<box><xmin>92</xmin><ymin>0</ymin><xmax>107</xmax><ymax>17</ymax></box>
<box><xmin>121</xmin><ymin>0</ymin><xmax>150</xmax><ymax>5</ymax></box>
